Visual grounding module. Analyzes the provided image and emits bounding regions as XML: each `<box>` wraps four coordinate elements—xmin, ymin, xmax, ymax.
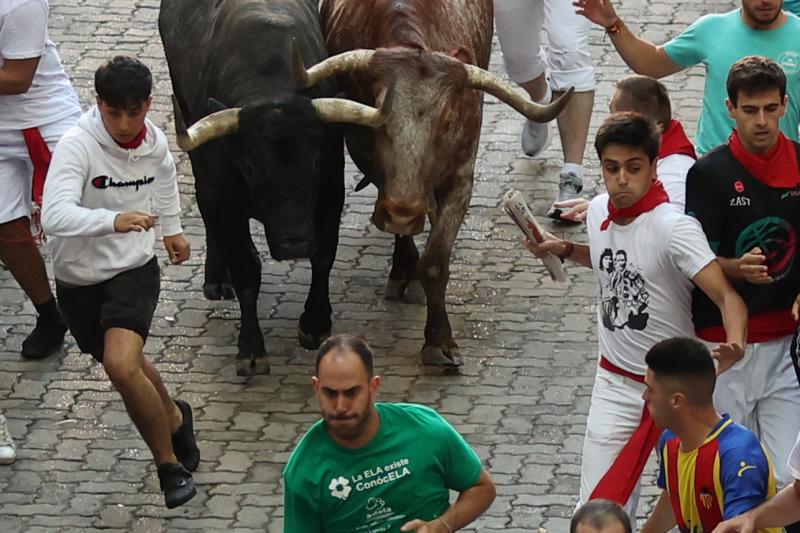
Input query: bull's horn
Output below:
<box><xmin>464</xmin><ymin>65</ymin><xmax>574</xmax><ymax>123</ymax></box>
<box><xmin>292</xmin><ymin>41</ymin><xmax>375</xmax><ymax>90</ymax></box>
<box><xmin>312</xmin><ymin>81</ymin><xmax>394</xmax><ymax>128</ymax></box>
<box><xmin>312</xmin><ymin>98</ymin><xmax>385</xmax><ymax>128</ymax></box>
<box><xmin>172</xmin><ymin>95</ymin><xmax>241</xmax><ymax>150</ymax></box>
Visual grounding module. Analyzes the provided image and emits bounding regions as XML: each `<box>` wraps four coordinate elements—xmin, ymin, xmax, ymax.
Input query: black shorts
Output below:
<box><xmin>56</xmin><ymin>257</ymin><xmax>160</xmax><ymax>362</ymax></box>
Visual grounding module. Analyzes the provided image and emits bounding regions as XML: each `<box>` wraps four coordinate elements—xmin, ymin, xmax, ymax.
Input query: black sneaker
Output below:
<box><xmin>172</xmin><ymin>400</ymin><xmax>200</xmax><ymax>472</ymax></box>
<box><xmin>157</xmin><ymin>463</ymin><xmax>196</xmax><ymax>509</ymax></box>
<box><xmin>21</xmin><ymin>314</ymin><xmax>67</xmax><ymax>360</ymax></box>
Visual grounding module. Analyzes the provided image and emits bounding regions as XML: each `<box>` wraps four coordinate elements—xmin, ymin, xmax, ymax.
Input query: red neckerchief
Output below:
<box><xmin>659</xmin><ymin>119</ymin><xmax>696</xmax><ymax>160</ymax></box>
<box><xmin>728</xmin><ymin>130</ymin><xmax>800</xmax><ymax>188</ymax></box>
<box><xmin>600</xmin><ymin>180</ymin><xmax>670</xmax><ymax>231</ymax></box>
<box><xmin>116</xmin><ymin>125</ymin><xmax>147</xmax><ymax>149</ymax></box>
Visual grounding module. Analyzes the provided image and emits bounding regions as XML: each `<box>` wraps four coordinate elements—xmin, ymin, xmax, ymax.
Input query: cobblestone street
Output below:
<box><xmin>0</xmin><ymin>0</ymin><xmax>736</xmax><ymax>531</ymax></box>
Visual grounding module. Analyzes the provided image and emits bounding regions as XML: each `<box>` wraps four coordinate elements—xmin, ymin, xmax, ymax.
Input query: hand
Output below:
<box><xmin>738</xmin><ymin>247</ymin><xmax>773</xmax><ymax>284</ymax></box>
<box><xmin>114</xmin><ymin>211</ymin><xmax>157</xmax><ymax>233</ymax></box>
<box><xmin>712</xmin><ymin>513</ymin><xmax>755</xmax><ymax>533</ymax></box>
<box><xmin>573</xmin><ymin>0</ymin><xmax>618</xmax><ymax>27</ymax></box>
<box><xmin>400</xmin><ymin>519</ymin><xmax>448</xmax><ymax>533</ymax></box>
<box><xmin>711</xmin><ymin>342</ymin><xmax>744</xmax><ymax>375</ymax></box>
<box><xmin>524</xmin><ymin>235</ymin><xmax>565</xmax><ymax>259</ymax></box>
<box><xmin>553</xmin><ymin>198</ymin><xmax>589</xmax><ymax>222</ymax></box>
<box><xmin>163</xmin><ymin>233</ymin><xmax>191</xmax><ymax>264</ymax></box>
<box><xmin>792</xmin><ymin>293</ymin><xmax>800</xmax><ymax>321</ymax></box>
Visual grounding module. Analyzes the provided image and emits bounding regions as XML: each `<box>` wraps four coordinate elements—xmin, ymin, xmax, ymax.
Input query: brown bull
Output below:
<box><xmin>305</xmin><ymin>0</ymin><xmax>571</xmax><ymax>366</ymax></box>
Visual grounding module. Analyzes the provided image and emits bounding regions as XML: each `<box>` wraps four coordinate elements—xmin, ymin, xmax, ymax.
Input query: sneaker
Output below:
<box><xmin>0</xmin><ymin>415</ymin><xmax>17</xmax><ymax>465</ymax></box>
<box><xmin>521</xmin><ymin>119</ymin><xmax>552</xmax><ymax>157</ymax></box>
<box><xmin>157</xmin><ymin>463</ymin><xmax>196</xmax><ymax>509</ymax></box>
<box><xmin>547</xmin><ymin>171</ymin><xmax>584</xmax><ymax>222</ymax></box>
<box><xmin>171</xmin><ymin>400</ymin><xmax>200</xmax><ymax>472</ymax></box>
<box><xmin>20</xmin><ymin>313</ymin><xmax>67</xmax><ymax>360</ymax></box>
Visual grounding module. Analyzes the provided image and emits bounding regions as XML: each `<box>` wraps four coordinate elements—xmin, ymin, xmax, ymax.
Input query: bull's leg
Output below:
<box><xmin>203</xmin><ymin>231</ymin><xmax>236</xmax><ymax>301</ymax></box>
<box><xmin>197</xmin><ymin>189</ymin><xmax>268</xmax><ymax>376</ymax></box>
<box><xmin>417</xmin><ymin>177</ymin><xmax>472</xmax><ymax>367</ymax></box>
<box><xmin>223</xmin><ymin>224</ymin><xmax>268</xmax><ymax>376</ymax></box>
<box><xmin>384</xmin><ymin>236</ymin><xmax>425</xmax><ymax>304</ymax></box>
<box><xmin>298</xmin><ymin>132</ymin><xmax>345</xmax><ymax>349</ymax></box>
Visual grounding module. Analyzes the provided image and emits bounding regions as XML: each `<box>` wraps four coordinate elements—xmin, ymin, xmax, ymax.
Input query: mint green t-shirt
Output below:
<box><xmin>283</xmin><ymin>403</ymin><xmax>483</xmax><ymax>533</ymax></box>
<box><xmin>663</xmin><ymin>9</ymin><xmax>800</xmax><ymax>154</ymax></box>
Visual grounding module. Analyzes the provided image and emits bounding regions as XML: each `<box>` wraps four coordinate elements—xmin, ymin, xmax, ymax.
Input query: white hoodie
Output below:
<box><xmin>42</xmin><ymin>106</ymin><xmax>182</xmax><ymax>285</ymax></box>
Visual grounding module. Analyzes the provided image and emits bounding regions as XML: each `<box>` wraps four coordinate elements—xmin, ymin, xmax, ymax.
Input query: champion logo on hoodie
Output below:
<box><xmin>91</xmin><ymin>175</ymin><xmax>156</xmax><ymax>191</ymax></box>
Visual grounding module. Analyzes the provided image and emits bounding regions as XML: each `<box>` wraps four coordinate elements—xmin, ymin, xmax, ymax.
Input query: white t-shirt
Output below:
<box><xmin>789</xmin><ymin>429</ymin><xmax>800</xmax><ymax>480</ymax></box>
<box><xmin>657</xmin><ymin>153</ymin><xmax>694</xmax><ymax>212</ymax></box>
<box><xmin>586</xmin><ymin>198</ymin><xmax>716</xmax><ymax>376</ymax></box>
<box><xmin>0</xmin><ymin>0</ymin><xmax>80</xmax><ymax>130</ymax></box>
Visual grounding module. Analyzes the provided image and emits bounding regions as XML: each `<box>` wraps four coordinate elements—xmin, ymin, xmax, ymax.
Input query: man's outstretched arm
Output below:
<box><xmin>575</xmin><ymin>0</ymin><xmax>683</xmax><ymax>78</ymax></box>
<box><xmin>692</xmin><ymin>260</ymin><xmax>748</xmax><ymax>374</ymax></box>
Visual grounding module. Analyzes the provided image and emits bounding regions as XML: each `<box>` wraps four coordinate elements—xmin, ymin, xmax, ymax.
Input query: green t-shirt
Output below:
<box><xmin>663</xmin><ymin>9</ymin><xmax>800</xmax><ymax>154</ymax></box>
<box><xmin>282</xmin><ymin>403</ymin><xmax>483</xmax><ymax>533</ymax></box>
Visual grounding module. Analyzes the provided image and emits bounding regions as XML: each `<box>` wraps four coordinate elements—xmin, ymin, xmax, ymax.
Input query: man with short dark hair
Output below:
<box><xmin>640</xmin><ymin>338</ymin><xmax>778</xmax><ymax>533</ymax></box>
<box><xmin>572</xmin><ymin>500</ymin><xmax>632</xmax><ymax>533</ymax></box>
<box><xmin>685</xmin><ymin>56</ymin><xmax>800</xmax><ymax>501</ymax></box>
<box><xmin>527</xmin><ymin>112</ymin><xmax>747</xmax><ymax>523</ymax></box>
<box><xmin>42</xmin><ymin>56</ymin><xmax>198</xmax><ymax>509</ymax></box>
<box><xmin>283</xmin><ymin>334</ymin><xmax>496</xmax><ymax>532</ymax></box>
<box><xmin>577</xmin><ymin>0</ymin><xmax>800</xmax><ymax>155</ymax></box>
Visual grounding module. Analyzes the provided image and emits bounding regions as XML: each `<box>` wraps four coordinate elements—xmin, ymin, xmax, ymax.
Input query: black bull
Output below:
<box><xmin>158</xmin><ymin>0</ymin><xmax>386</xmax><ymax>375</ymax></box>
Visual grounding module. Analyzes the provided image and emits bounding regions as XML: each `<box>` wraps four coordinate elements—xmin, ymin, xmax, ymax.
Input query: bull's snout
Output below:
<box><xmin>270</xmin><ymin>236</ymin><xmax>315</xmax><ymax>261</ymax></box>
<box><xmin>372</xmin><ymin>197</ymin><xmax>427</xmax><ymax>236</ymax></box>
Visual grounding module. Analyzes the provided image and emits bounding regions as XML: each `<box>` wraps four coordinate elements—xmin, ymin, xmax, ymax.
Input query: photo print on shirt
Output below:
<box><xmin>598</xmin><ymin>248</ymin><xmax>650</xmax><ymax>331</ymax></box>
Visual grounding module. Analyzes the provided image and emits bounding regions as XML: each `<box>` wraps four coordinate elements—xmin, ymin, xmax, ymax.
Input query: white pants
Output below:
<box><xmin>0</xmin><ymin>113</ymin><xmax>79</xmax><ymax>225</ymax></box>
<box><xmin>578</xmin><ymin>366</ymin><xmax>647</xmax><ymax>528</ymax></box>
<box><xmin>712</xmin><ymin>334</ymin><xmax>800</xmax><ymax>487</ymax></box>
<box><xmin>494</xmin><ymin>0</ymin><xmax>595</xmax><ymax>91</ymax></box>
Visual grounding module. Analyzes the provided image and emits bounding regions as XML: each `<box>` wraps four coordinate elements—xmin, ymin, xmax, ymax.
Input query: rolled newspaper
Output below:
<box><xmin>501</xmin><ymin>189</ymin><xmax>568</xmax><ymax>283</ymax></box>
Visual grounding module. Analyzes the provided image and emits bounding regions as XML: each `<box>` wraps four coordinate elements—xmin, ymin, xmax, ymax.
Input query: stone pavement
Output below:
<box><xmin>0</xmin><ymin>0</ymin><xmax>736</xmax><ymax>531</ymax></box>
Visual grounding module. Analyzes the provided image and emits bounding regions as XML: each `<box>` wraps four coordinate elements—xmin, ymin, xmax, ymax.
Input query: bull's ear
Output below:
<box><xmin>207</xmin><ymin>97</ymin><xmax>229</xmax><ymax>113</ymax></box>
<box><xmin>449</xmin><ymin>47</ymin><xmax>476</xmax><ymax>66</ymax></box>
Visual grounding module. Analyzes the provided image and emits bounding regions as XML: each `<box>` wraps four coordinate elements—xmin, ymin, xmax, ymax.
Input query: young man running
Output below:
<box><xmin>284</xmin><ymin>334</ymin><xmax>496</xmax><ymax>532</ymax></box>
<box><xmin>42</xmin><ymin>56</ymin><xmax>199</xmax><ymax>508</ymax></box>
<box><xmin>684</xmin><ymin>57</ymin><xmax>800</xmax><ymax>532</ymax></box>
<box><xmin>527</xmin><ymin>112</ymin><xmax>748</xmax><ymax>523</ymax></box>
<box><xmin>641</xmin><ymin>337</ymin><xmax>777</xmax><ymax>533</ymax></box>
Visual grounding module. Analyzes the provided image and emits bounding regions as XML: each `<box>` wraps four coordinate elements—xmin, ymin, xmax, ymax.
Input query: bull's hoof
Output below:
<box><xmin>421</xmin><ymin>346</ymin><xmax>464</xmax><ymax>367</ymax></box>
<box><xmin>235</xmin><ymin>353</ymin><xmax>271</xmax><ymax>376</ymax></box>
<box><xmin>384</xmin><ymin>279</ymin><xmax>426</xmax><ymax>304</ymax></box>
<box><xmin>384</xmin><ymin>278</ymin><xmax>405</xmax><ymax>301</ymax></box>
<box><xmin>298</xmin><ymin>326</ymin><xmax>330</xmax><ymax>351</ymax></box>
<box><xmin>401</xmin><ymin>280</ymin><xmax>426</xmax><ymax>305</ymax></box>
<box><xmin>203</xmin><ymin>282</ymin><xmax>236</xmax><ymax>301</ymax></box>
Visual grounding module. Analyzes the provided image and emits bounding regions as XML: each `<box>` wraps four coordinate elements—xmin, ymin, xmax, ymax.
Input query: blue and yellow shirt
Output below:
<box><xmin>657</xmin><ymin>415</ymin><xmax>778</xmax><ymax>533</ymax></box>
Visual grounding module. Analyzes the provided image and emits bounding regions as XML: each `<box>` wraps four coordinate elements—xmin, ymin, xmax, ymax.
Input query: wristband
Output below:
<box><xmin>558</xmin><ymin>240</ymin><xmax>574</xmax><ymax>261</ymax></box>
<box><xmin>437</xmin><ymin>517</ymin><xmax>453</xmax><ymax>533</ymax></box>
<box><xmin>605</xmin><ymin>17</ymin><xmax>623</xmax><ymax>35</ymax></box>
